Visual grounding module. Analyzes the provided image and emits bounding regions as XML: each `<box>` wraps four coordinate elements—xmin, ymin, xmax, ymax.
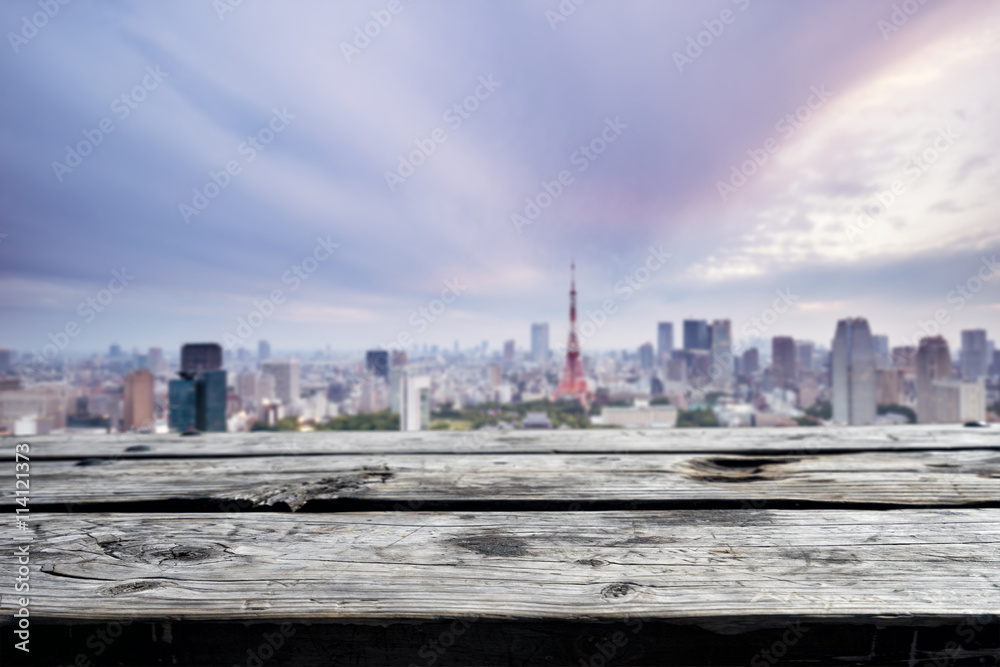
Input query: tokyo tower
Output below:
<box><xmin>553</xmin><ymin>261</ymin><xmax>589</xmax><ymax>405</ymax></box>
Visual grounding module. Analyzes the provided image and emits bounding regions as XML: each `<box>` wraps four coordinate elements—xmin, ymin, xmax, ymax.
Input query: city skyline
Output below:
<box><xmin>1</xmin><ymin>2</ymin><xmax>999</xmax><ymax>354</ymax></box>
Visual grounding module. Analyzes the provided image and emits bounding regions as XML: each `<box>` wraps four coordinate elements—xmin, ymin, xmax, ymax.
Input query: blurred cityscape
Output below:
<box><xmin>2</xmin><ymin>282</ymin><xmax>997</xmax><ymax>435</ymax></box>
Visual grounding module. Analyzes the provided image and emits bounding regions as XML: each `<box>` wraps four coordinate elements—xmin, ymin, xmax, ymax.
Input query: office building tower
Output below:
<box><xmin>531</xmin><ymin>323</ymin><xmax>550</xmax><ymax>363</ymax></box>
<box><xmin>258</xmin><ymin>340</ymin><xmax>271</xmax><ymax>363</ymax></box>
<box><xmin>742</xmin><ymin>348</ymin><xmax>759</xmax><ymax>376</ymax></box>
<box><xmin>665</xmin><ymin>355</ymin><xmax>687</xmax><ymax>383</ymax></box>
<box><xmin>796</xmin><ymin>341</ymin><xmax>814</xmax><ymax>373</ymax></box>
<box><xmin>488</xmin><ymin>363</ymin><xmax>502</xmax><ymax>389</ymax></box>
<box><xmin>147</xmin><ymin>347</ymin><xmax>164</xmax><ymax>375</ymax></box>
<box><xmin>877</xmin><ymin>369</ymin><xmax>903</xmax><ymax>405</ymax></box>
<box><xmin>831</xmin><ymin>318</ymin><xmax>877</xmax><ymax>425</ymax></box>
<box><xmin>262</xmin><ymin>359</ymin><xmax>301</xmax><ymax>406</ymax></box>
<box><xmin>916</xmin><ymin>336</ymin><xmax>953</xmax><ymax>423</ymax></box>
<box><xmin>503</xmin><ymin>340</ymin><xmax>515</xmax><ymax>363</ymax></box>
<box><xmin>181</xmin><ymin>343</ymin><xmax>222</xmax><ymax>373</ymax></box>
<box><xmin>892</xmin><ymin>346</ymin><xmax>917</xmax><ymax>371</ymax></box>
<box><xmin>871</xmin><ymin>335</ymin><xmax>890</xmax><ymax>369</ymax></box>
<box><xmin>771</xmin><ymin>336</ymin><xmax>798</xmax><ymax>391</ymax></box>
<box><xmin>109</xmin><ymin>344</ymin><xmax>122</xmax><ymax>358</ymax></box>
<box><xmin>258</xmin><ymin>373</ymin><xmax>276</xmax><ymax>403</ymax></box>
<box><xmin>237</xmin><ymin>372</ymin><xmax>258</xmax><ymax>412</ymax></box>
<box><xmin>0</xmin><ymin>348</ymin><xmax>11</xmax><ymax>375</ymax></box>
<box><xmin>683</xmin><ymin>320</ymin><xmax>710</xmax><ymax>351</ymax></box>
<box><xmin>709</xmin><ymin>320</ymin><xmax>733</xmax><ymax>384</ymax></box>
<box><xmin>657</xmin><ymin>322</ymin><xmax>674</xmax><ymax>360</ymax></box>
<box><xmin>123</xmin><ymin>369</ymin><xmax>154</xmax><ymax>431</ymax></box>
<box><xmin>798</xmin><ymin>372</ymin><xmax>819</xmax><ymax>409</ymax></box>
<box><xmin>638</xmin><ymin>343</ymin><xmax>655</xmax><ymax>370</ymax></box>
<box><xmin>930</xmin><ymin>379</ymin><xmax>986</xmax><ymax>423</ymax></box>
<box><xmin>365</xmin><ymin>350</ymin><xmax>389</xmax><ymax>380</ymax></box>
<box><xmin>400</xmin><ymin>374</ymin><xmax>431</xmax><ymax>431</ymax></box>
<box><xmin>198</xmin><ymin>370</ymin><xmax>227</xmax><ymax>431</ymax></box>
<box><xmin>960</xmin><ymin>329</ymin><xmax>989</xmax><ymax>379</ymax></box>
<box><xmin>168</xmin><ymin>378</ymin><xmax>197</xmax><ymax>432</ymax></box>
<box><xmin>168</xmin><ymin>369</ymin><xmax>226</xmax><ymax>433</ymax></box>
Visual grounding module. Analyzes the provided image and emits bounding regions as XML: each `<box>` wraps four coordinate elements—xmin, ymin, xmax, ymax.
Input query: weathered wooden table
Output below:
<box><xmin>2</xmin><ymin>425</ymin><xmax>998</xmax><ymax>666</ymax></box>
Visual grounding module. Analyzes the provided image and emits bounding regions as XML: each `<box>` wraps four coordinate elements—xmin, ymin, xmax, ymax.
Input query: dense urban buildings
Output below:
<box><xmin>0</xmin><ymin>316</ymin><xmax>996</xmax><ymax>435</ymax></box>
<box><xmin>831</xmin><ymin>318</ymin><xmax>877</xmax><ymax>426</ymax></box>
<box><xmin>916</xmin><ymin>336</ymin><xmax>953</xmax><ymax>423</ymax></box>
<box><xmin>262</xmin><ymin>359</ymin><xmax>302</xmax><ymax>407</ymax></box>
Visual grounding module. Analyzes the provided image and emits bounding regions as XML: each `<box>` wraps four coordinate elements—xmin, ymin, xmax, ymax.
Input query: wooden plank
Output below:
<box><xmin>4</xmin><ymin>449</ymin><xmax>998</xmax><ymax>508</ymax></box>
<box><xmin>2</xmin><ymin>510</ymin><xmax>997</xmax><ymax>624</ymax></box>
<box><xmin>3</xmin><ymin>424</ymin><xmax>998</xmax><ymax>459</ymax></box>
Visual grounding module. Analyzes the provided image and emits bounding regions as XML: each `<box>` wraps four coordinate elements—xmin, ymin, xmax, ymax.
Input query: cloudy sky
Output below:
<box><xmin>1</xmin><ymin>0</ymin><xmax>998</xmax><ymax>358</ymax></box>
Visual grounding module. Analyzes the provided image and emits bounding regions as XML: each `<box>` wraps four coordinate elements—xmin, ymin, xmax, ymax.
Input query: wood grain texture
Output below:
<box><xmin>2</xmin><ymin>510</ymin><xmax>997</xmax><ymax>625</ymax></box>
<box><xmin>3</xmin><ymin>424</ymin><xmax>998</xmax><ymax>459</ymax></box>
<box><xmin>4</xmin><ymin>449</ymin><xmax>998</xmax><ymax>508</ymax></box>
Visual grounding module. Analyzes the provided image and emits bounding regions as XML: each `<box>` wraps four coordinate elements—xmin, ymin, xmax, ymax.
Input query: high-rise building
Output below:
<box><xmin>960</xmin><ymin>329</ymin><xmax>989</xmax><ymax>379</ymax></box>
<box><xmin>798</xmin><ymin>372</ymin><xmax>819</xmax><ymax>409</ymax></box>
<box><xmin>168</xmin><ymin>369</ymin><xmax>226</xmax><ymax>432</ymax></box>
<box><xmin>262</xmin><ymin>359</ymin><xmax>301</xmax><ymax>407</ymax></box>
<box><xmin>168</xmin><ymin>378</ymin><xmax>197</xmax><ymax>432</ymax></box>
<box><xmin>892</xmin><ymin>346</ymin><xmax>917</xmax><ymax>371</ymax></box>
<box><xmin>531</xmin><ymin>323</ymin><xmax>550</xmax><ymax>363</ymax></box>
<box><xmin>709</xmin><ymin>320</ymin><xmax>733</xmax><ymax>384</ymax></box>
<box><xmin>0</xmin><ymin>348</ymin><xmax>10</xmax><ymax>375</ymax></box>
<box><xmin>197</xmin><ymin>370</ymin><xmax>227</xmax><ymax>432</ymax></box>
<box><xmin>771</xmin><ymin>336</ymin><xmax>798</xmax><ymax>391</ymax></box>
<box><xmin>741</xmin><ymin>348</ymin><xmax>759</xmax><ymax>376</ymax></box>
<box><xmin>365</xmin><ymin>350</ymin><xmax>389</xmax><ymax>380</ymax></box>
<box><xmin>147</xmin><ymin>347</ymin><xmax>164</xmax><ymax>375</ymax></box>
<box><xmin>871</xmin><ymin>335</ymin><xmax>890</xmax><ymax>369</ymax></box>
<box><xmin>831</xmin><ymin>318</ymin><xmax>877</xmax><ymax>425</ymax></box>
<box><xmin>400</xmin><ymin>374</ymin><xmax>431</xmax><ymax>431</ymax></box>
<box><xmin>122</xmin><ymin>369</ymin><xmax>154</xmax><ymax>431</ymax></box>
<box><xmin>237</xmin><ymin>371</ymin><xmax>259</xmax><ymax>412</ymax></box>
<box><xmin>657</xmin><ymin>322</ymin><xmax>674</xmax><ymax>360</ymax></box>
<box><xmin>638</xmin><ymin>343</ymin><xmax>655</xmax><ymax>370</ymax></box>
<box><xmin>181</xmin><ymin>343</ymin><xmax>222</xmax><ymax>373</ymax></box>
<box><xmin>554</xmin><ymin>262</ymin><xmax>588</xmax><ymax>405</ymax></box>
<box><xmin>503</xmin><ymin>340</ymin><xmax>515</xmax><ymax>363</ymax></box>
<box><xmin>916</xmin><ymin>336</ymin><xmax>953</xmax><ymax>423</ymax></box>
<box><xmin>930</xmin><ymin>379</ymin><xmax>986</xmax><ymax>423</ymax></box>
<box><xmin>109</xmin><ymin>344</ymin><xmax>122</xmax><ymax>358</ymax></box>
<box><xmin>877</xmin><ymin>368</ymin><xmax>903</xmax><ymax>405</ymax></box>
<box><xmin>796</xmin><ymin>341</ymin><xmax>814</xmax><ymax>373</ymax></box>
<box><xmin>389</xmin><ymin>352</ymin><xmax>407</xmax><ymax>414</ymax></box>
<box><xmin>258</xmin><ymin>340</ymin><xmax>271</xmax><ymax>363</ymax></box>
<box><xmin>683</xmin><ymin>320</ymin><xmax>710</xmax><ymax>351</ymax></box>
